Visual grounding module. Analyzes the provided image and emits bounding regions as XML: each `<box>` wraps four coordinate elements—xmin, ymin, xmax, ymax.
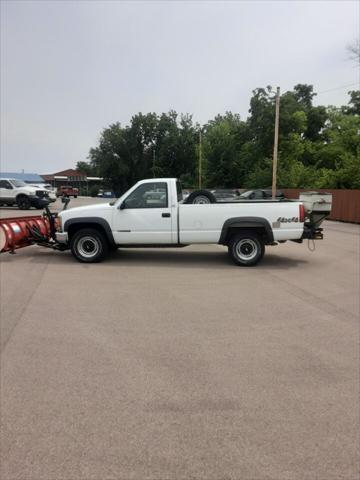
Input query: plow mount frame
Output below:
<box><xmin>0</xmin><ymin>201</ymin><xmax>70</xmax><ymax>255</ymax></box>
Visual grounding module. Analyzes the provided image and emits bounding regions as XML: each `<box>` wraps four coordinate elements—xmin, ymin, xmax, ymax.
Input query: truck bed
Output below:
<box><xmin>179</xmin><ymin>201</ymin><xmax>303</xmax><ymax>243</ymax></box>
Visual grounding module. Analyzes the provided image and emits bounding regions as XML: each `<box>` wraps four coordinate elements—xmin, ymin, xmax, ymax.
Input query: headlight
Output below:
<box><xmin>55</xmin><ymin>216</ymin><xmax>62</xmax><ymax>231</ymax></box>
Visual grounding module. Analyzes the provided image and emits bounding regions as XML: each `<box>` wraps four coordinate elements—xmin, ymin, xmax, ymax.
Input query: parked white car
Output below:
<box><xmin>30</xmin><ymin>183</ymin><xmax>56</xmax><ymax>202</ymax></box>
<box><xmin>0</xmin><ymin>178</ymin><xmax>51</xmax><ymax>209</ymax></box>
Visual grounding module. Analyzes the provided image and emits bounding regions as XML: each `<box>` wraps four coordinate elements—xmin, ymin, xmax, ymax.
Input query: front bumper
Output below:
<box><xmin>55</xmin><ymin>231</ymin><xmax>68</xmax><ymax>244</ymax></box>
<box><xmin>30</xmin><ymin>197</ymin><xmax>50</xmax><ymax>208</ymax></box>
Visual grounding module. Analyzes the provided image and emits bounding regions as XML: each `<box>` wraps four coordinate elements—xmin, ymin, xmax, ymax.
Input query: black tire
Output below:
<box><xmin>74</xmin><ymin>195</ymin><xmax>77</xmax><ymax>198</ymax></box>
<box><xmin>228</xmin><ymin>231</ymin><xmax>265</xmax><ymax>267</ymax></box>
<box><xmin>70</xmin><ymin>228</ymin><xmax>109</xmax><ymax>263</ymax></box>
<box><xmin>185</xmin><ymin>190</ymin><xmax>216</xmax><ymax>204</ymax></box>
<box><xmin>17</xmin><ymin>195</ymin><xmax>31</xmax><ymax>210</ymax></box>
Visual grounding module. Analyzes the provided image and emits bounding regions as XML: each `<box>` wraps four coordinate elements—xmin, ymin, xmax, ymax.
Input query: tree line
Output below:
<box><xmin>77</xmin><ymin>84</ymin><xmax>360</xmax><ymax>195</ymax></box>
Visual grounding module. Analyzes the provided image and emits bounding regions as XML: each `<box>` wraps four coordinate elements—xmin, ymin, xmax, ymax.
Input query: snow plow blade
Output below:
<box><xmin>0</xmin><ymin>216</ymin><xmax>51</xmax><ymax>253</ymax></box>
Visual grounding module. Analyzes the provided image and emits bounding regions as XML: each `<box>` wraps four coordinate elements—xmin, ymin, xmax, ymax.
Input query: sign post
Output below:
<box><xmin>199</xmin><ymin>128</ymin><xmax>202</xmax><ymax>189</ymax></box>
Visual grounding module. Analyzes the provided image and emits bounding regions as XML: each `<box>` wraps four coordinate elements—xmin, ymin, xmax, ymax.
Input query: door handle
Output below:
<box><xmin>162</xmin><ymin>213</ymin><xmax>171</xmax><ymax>218</ymax></box>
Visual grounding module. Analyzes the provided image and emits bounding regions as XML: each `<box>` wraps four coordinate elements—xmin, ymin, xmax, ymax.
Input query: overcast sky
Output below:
<box><xmin>1</xmin><ymin>0</ymin><xmax>359</xmax><ymax>174</ymax></box>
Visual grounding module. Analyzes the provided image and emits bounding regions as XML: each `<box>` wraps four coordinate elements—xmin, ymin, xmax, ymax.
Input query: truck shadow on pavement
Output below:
<box><xmin>14</xmin><ymin>247</ymin><xmax>309</xmax><ymax>270</ymax></box>
<box><xmin>108</xmin><ymin>249</ymin><xmax>308</xmax><ymax>270</ymax></box>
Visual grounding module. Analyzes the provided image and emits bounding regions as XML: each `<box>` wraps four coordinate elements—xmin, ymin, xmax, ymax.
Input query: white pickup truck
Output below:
<box><xmin>55</xmin><ymin>178</ymin><xmax>329</xmax><ymax>266</ymax></box>
<box><xmin>0</xmin><ymin>178</ymin><xmax>52</xmax><ymax>209</ymax></box>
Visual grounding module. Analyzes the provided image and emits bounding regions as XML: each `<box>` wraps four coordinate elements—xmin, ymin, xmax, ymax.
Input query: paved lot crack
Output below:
<box><xmin>0</xmin><ymin>254</ymin><xmax>51</xmax><ymax>352</ymax></box>
<box><xmin>262</xmin><ymin>268</ymin><xmax>358</xmax><ymax>323</ymax></box>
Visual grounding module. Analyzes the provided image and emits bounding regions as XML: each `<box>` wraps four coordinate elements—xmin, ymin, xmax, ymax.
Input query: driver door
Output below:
<box><xmin>112</xmin><ymin>181</ymin><xmax>174</xmax><ymax>244</ymax></box>
<box><xmin>0</xmin><ymin>180</ymin><xmax>14</xmax><ymax>203</ymax></box>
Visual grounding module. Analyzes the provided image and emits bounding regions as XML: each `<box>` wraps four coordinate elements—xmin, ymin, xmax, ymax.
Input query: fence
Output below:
<box><xmin>282</xmin><ymin>189</ymin><xmax>360</xmax><ymax>223</ymax></box>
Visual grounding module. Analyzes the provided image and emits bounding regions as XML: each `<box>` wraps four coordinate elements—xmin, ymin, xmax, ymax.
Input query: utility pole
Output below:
<box><xmin>272</xmin><ymin>86</ymin><xmax>280</xmax><ymax>199</ymax></box>
<box><xmin>199</xmin><ymin>128</ymin><xmax>202</xmax><ymax>189</ymax></box>
<box><xmin>152</xmin><ymin>145</ymin><xmax>156</xmax><ymax>178</ymax></box>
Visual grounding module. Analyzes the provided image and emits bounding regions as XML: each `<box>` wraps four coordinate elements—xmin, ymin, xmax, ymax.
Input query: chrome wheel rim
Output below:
<box><xmin>193</xmin><ymin>195</ymin><xmax>210</xmax><ymax>204</ymax></box>
<box><xmin>235</xmin><ymin>238</ymin><xmax>258</xmax><ymax>261</ymax></box>
<box><xmin>77</xmin><ymin>236</ymin><xmax>100</xmax><ymax>258</ymax></box>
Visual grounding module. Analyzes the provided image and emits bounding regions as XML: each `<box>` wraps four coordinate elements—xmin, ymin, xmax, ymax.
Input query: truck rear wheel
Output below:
<box><xmin>70</xmin><ymin>228</ymin><xmax>108</xmax><ymax>263</ymax></box>
<box><xmin>228</xmin><ymin>231</ymin><xmax>265</xmax><ymax>266</ymax></box>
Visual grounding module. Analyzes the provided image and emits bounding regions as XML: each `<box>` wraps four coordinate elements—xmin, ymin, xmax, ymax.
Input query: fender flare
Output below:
<box><xmin>16</xmin><ymin>193</ymin><xmax>30</xmax><ymax>200</ymax></box>
<box><xmin>219</xmin><ymin>216</ymin><xmax>274</xmax><ymax>245</ymax></box>
<box><xmin>63</xmin><ymin>217</ymin><xmax>115</xmax><ymax>246</ymax></box>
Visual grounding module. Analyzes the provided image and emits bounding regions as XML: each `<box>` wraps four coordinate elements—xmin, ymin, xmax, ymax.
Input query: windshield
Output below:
<box><xmin>240</xmin><ymin>190</ymin><xmax>253</xmax><ymax>198</ymax></box>
<box><xmin>11</xmin><ymin>180</ymin><xmax>27</xmax><ymax>187</ymax></box>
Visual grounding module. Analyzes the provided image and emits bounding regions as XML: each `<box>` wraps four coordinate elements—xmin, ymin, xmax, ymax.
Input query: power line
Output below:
<box><xmin>317</xmin><ymin>82</ymin><xmax>359</xmax><ymax>95</ymax></box>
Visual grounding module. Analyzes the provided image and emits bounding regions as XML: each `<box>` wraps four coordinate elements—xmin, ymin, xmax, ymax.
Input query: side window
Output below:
<box><xmin>0</xmin><ymin>180</ymin><xmax>12</xmax><ymax>189</ymax></box>
<box><xmin>253</xmin><ymin>190</ymin><xmax>264</xmax><ymax>199</ymax></box>
<box><xmin>124</xmin><ymin>182</ymin><xmax>168</xmax><ymax>209</ymax></box>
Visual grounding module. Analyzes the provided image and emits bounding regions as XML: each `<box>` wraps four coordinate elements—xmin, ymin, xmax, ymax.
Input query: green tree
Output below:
<box><xmin>76</xmin><ymin>161</ymin><xmax>98</xmax><ymax>176</ymax></box>
<box><xmin>88</xmin><ymin>123</ymin><xmax>132</xmax><ymax>195</ymax></box>
<box><xmin>343</xmin><ymin>90</ymin><xmax>360</xmax><ymax>116</ymax></box>
<box><xmin>315</xmin><ymin>108</ymin><xmax>360</xmax><ymax>187</ymax></box>
<box><xmin>87</xmin><ymin>112</ymin><xmax>198</xmax><ymax>193</ymax></box>
<box><xmin>85</xmin><ymin>87</ymin><xmax>360</xmax><ymax>193</ymax></box>
<box><xmin>204</xmin><ymin>112</ymin><xmax>247</xmax><ymax>187</ymax></box>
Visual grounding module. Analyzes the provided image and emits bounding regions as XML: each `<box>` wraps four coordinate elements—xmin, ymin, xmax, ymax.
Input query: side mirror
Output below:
<box><xmin>119</xmin><ymin>201</ymin><xmax>126</xmax><ymax>210</ymax></box>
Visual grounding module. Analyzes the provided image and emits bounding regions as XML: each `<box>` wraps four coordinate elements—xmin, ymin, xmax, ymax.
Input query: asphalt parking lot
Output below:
<box><xmin>1</xmin><ymin>198</ymin><xmax>359</xmax><ymax>480</ymax></box>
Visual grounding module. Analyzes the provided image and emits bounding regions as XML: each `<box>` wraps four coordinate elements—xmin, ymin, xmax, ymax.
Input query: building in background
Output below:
<box><xmin>41</xmin><ymin>169</ymin><xmax>103</xmax><ymax>195</ymax></box>
<box><xmin>0</xmin><ymin>172</ymin><xmax>45</xmax><ymax>184</ymax></box>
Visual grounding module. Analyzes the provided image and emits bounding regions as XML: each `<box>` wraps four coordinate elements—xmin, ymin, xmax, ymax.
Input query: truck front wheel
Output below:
<box><xmin>228</xmin><ymin>232</ymin><xmax>265</xmax><ymax>266</ymax></box>
<box><xmin>17</xmin><ymin>195</ymin><xmax>31</xmax><ymax>210</ymax></box>
<box><xmin>70</xmin><ymin>228</ymin><xmax>109</xmax><ymax>263</ymax></box>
